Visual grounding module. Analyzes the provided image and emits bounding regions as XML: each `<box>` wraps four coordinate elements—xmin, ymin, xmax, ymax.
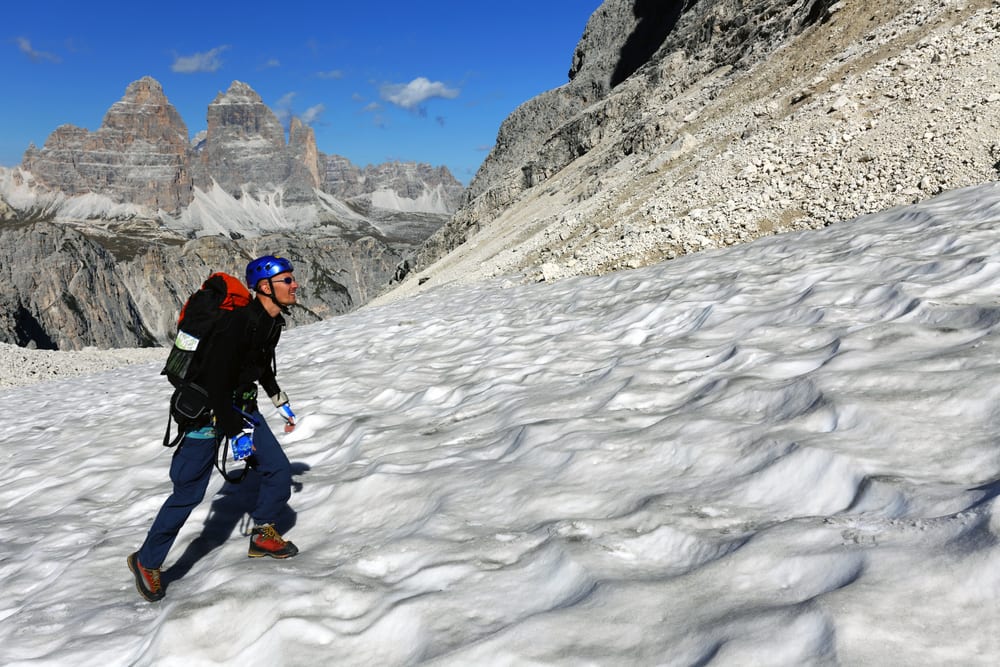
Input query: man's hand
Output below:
<box><xmin>270</xmin><ymin>391</ymin><xmax>296</xmax><ymax>433</ymax></box>
<box><xmin>277</xmin><ymin>402</ymin><xmax>296</xmax><ymax>433</ymax></box>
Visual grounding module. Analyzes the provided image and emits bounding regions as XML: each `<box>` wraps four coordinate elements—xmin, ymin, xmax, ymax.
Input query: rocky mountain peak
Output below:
<box><xmin>120</xmin><ymin>75</ymin><xmax>170</xmax><ymax>105</ymax></box>
<box><xmin>101</xmin><ymin>75</ymin><xmax>190</xmax><ymax>147</ymax></box>
<box><xmin>22</xmin><ymin>76</ymin><xmax>193</xmax><ymax>212</ymax></box>
<box><xmin>19</xmin><ymin>76</ymin><xmax>463</xmax><ymax>219</ymax></box>
<box><xmin>213</xmin><ymin>80</ymin><xmax>263</xmax><ymax>105</ymax></box>
<box><xmin>205</xmin><ymin>80</ymin><xmax>285</xmax><ymax>144</ymax></box>
<box><xmin>194</xmin><ymin>80</ymin><xmax>300</xmax><ymax>196</ymax></box>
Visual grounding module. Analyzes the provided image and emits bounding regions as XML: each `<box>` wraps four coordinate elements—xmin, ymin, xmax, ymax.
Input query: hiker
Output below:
<box><xmin>128</xmin><ymin>255</ymin><xmax>301</xmax><ymax>602</ymax></box>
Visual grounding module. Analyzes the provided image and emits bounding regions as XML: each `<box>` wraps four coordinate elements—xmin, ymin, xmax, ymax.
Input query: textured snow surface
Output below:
<box><xmin>3</xmin><ymin>184</ymin><xmax>1000</xmax><ymax>665</ymax></box>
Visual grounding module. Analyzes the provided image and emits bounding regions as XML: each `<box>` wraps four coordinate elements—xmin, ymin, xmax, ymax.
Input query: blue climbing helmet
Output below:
<box><xmin>245</xmin><ymin>255</ymin><xmax>294</xmax><ymax>290</ymax></box>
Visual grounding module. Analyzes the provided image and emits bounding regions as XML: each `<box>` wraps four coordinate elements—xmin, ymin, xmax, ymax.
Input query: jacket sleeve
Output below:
<box><xmin>258</xmin><ymin>325</ymin><xmax>281</xmax><ymax>400</ymax></box>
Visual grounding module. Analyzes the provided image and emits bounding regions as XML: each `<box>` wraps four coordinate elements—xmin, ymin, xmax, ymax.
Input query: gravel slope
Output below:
<box><xmin>0</xmin><ymin>342</ymin><xmax>165</xmax><ymax>389</ymax></box>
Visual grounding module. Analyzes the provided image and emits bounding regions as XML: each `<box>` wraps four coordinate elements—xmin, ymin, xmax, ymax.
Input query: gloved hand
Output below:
<box><xmin>230</xmin><ymin>427</ymin><xmax>255</xmax><ymax>461</ymax></box>
<box><xmin>277</xmin><ymin>403</ymin><xmax>296</xmax><ymax>432</ymax></box>
<box><xmin>271</xmin><ymin>391</ymin><xmax>296</xmax><ymax>433</ymax></box>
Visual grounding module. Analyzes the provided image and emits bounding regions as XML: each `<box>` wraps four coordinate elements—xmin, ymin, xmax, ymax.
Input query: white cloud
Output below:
<box><xmin>272</xmin><ymin>93</ymin><xmax>324</xmax><ymax>127</ymax></box>
<box><xmin>380</xmin><ymin>77</ymin><xmax>459</xmax><ymax>110</ymax></box>
<box><xmin>273</xmin><ymin>93</ymin><xmax>295</xmax><ymax>125</ymax></box>
<box><xmin>261</xmin><ymin>58</ymin><xmax>281</xmax><ymax>69</ymax></box>
<box><xmin>171</xmin><ymin>46</ymin><xmax>229</xmax><ymax>73</ymax></box>
<box><xmin>317</xmin><ymin>69</ymin><xmax>344</xmax><ymax>80</ymax></box>
<box><xmin>16</xmin><ymin>37</ymin><xmax>60</xmax><ymax>63</ymax></box>
<box><xmin>300</xmin><ymin>104</ymin><xmax>326</xmax><ymax>125</ymax></box>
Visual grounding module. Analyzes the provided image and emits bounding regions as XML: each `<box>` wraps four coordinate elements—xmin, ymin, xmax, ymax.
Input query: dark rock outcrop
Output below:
<box><xmin>0</xmin><ymin>222</ymin><xmax>155</xmax><ymax>349</ymax></box>
<box><xmin>117</xmin><ymin>230</ymin><xmax>397</xmax><ymax>343</ymax></box>
<box><xmin>0</xmin><ymin>217</ymin><xmax>406</xmax><ymax>349</ymax></box>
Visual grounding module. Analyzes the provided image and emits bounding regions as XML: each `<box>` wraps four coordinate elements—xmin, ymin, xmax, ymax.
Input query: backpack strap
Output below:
<box><xmin>162</xmin><ymin>405</ymin><xmax>187</xmax><ymax>448</ymax></box>
<box><xmin>163</xmin><ymin>408</ymin><xmax>174</xmax><ymax>447</ymax></box>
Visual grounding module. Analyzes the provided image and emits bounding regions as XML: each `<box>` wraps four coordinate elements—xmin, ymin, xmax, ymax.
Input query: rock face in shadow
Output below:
<box><xmin>0</xmin><ymin>222</ymin><xmax>155</xmax><ymax>349</ymax></box>
<box><xmin>0</xmin><ymin>218</ymin><xmax>404</xmax><ymax>350</ymax></box>
<box><xmin>117</xmin><ymin>231</ymin><xmax>399</xmax><ymax>348</ymax></box>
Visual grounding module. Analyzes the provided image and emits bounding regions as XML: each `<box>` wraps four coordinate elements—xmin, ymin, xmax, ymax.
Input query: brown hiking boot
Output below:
<box><xmin>248</xmin><ymin>523</ymin><xmax>299</xmax><ymax>559</ymax></box>
<box><xmin>127</xmin><ymin>552</ymin><xmax>165</xmax><ymax>602</ymax></box>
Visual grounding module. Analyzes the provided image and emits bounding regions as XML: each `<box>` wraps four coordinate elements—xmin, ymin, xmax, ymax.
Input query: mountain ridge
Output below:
<box><xmin>374</xmin><ymin>0</ymin><xmax>1000</xmax><ymax>305</ymax></box>
<box><xmin>17</xmin><ymin>76</ymin><xmax>465</xmax><ymax>225</ymax></box>
<box><xmin>0</xmin><ymin>77</ymin><xmax>466</xmax><ymax>349</ymax></box>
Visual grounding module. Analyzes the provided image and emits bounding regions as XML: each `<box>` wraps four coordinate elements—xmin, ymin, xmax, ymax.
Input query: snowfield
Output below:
<box><xmin>3</xmin><ymin>183</ymin><xmax>1000</xmax><ymax>665</ymax></box>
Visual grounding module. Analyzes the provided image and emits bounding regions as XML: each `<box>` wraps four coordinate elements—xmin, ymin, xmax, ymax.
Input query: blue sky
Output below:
<box><xmin>2</xmin><ymin>1</ymin><xmax>603</xmax><ymax>184</ymax></box>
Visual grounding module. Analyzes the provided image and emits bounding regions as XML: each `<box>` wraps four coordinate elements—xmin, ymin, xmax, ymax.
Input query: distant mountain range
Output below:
<box><xmin>5</xmin><ymin>0</ymin><xmax>999</xmax><ymax>351</ymax></box>
<box><xmin>0</xmin><ymin>77</ymin><xmax>465</xmax><ymax>349</ymax></box>
<box><xmin>13</xmin><ymin>76</ymin><xmax>465</xmax><ymax>238</ymax></box>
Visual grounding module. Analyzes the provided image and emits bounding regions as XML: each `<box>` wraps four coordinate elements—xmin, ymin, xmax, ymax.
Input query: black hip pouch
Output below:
<box><xmin>170</xmin><ymin>382</ymin><xmax>210</xmax><ymax>427</ymax></box>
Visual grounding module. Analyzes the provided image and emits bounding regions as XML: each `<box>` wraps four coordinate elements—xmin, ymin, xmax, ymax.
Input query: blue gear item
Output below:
<box><xmin>245</xmin><ymin>256</ymin><xmax>294</xmax><ymax>289</ymax></box>
<box><xmin>230</xmin><ymin>427</ymin><xmax>255</xmax><ymax>461</ymax></box>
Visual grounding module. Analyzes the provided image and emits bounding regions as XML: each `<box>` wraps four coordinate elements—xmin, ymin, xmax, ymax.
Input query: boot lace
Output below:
<box><xmin>255</xmin><ymin>523</ymin><xmax>285</xmax><ymax>545</ymax></box>
<box><xmin>144</xmin><ymin>564</ymin><xmax>162</xmax><ymax>591</ymax></box>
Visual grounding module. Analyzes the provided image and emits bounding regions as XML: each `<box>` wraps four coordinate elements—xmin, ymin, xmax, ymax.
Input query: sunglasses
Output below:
<box><xmin>272</xmin><ymin>277</ymin><xmax>296</xmax><ymax>285</ymax></box>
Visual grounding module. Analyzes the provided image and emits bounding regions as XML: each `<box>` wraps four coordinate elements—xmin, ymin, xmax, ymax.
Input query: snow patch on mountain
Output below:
<box><xmin>167</xmin><ymin>182</ymin><xmax>316</xmax><ymax>236</ymax></box>
<box><xmin>1</xmin><ymin>169</ymin><xmax>383</xmax><ymax>239</ymax></box>
<box><xmin>369</xmin><ymin>184</ymin><xmax>456</xmax><ymax>215</ymax></box>
<box><xmin>0</xmin><ymin>167</ymin><xmax>59</xmax><ymax>213</ymax></box>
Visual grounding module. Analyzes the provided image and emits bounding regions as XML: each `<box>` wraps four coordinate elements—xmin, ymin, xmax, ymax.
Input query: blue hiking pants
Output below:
<box><xmin>137</xmin><ymin>411</ymin><xmax>291</xmax><ymax>569</ymax></box>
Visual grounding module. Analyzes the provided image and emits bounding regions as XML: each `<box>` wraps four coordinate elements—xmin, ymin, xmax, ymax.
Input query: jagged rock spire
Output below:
<box><xmin>23</xmin><ymin>75</ymin><xmax>193</xmax><ymax>212</ymax></box>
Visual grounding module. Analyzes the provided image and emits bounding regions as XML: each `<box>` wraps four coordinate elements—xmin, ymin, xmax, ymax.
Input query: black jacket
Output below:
<box><xmin>194</xmin><ymin>298</ymin><xmax>285</xmax><ymax>437</ymax></box>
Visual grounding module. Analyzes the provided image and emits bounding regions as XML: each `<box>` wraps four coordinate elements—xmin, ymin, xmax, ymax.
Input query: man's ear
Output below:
<box><xmin>258</xmin><ymin>280</ymin><xmax>272</xmax><ymax>296</ymax></box>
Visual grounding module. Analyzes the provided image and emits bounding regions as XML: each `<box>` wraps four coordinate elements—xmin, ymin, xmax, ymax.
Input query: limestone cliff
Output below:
<box><xmin>20</xmin><ymin>77</ymin><xmax>464</xmax><ymax>224</ymax></box>
<box><xmin>22</xmin><ymin>77</ymin><xmax>193</xmax><ymax>213</ymax></box>
<box><xmin>194</xmin><ymin>81</ymin><xmax>293</xmax><ymax>197</ymax></box>
<box><xmin>0</xmin><ymin>222</ymin><xmax>155</xmax><ymax>349</ymax></box>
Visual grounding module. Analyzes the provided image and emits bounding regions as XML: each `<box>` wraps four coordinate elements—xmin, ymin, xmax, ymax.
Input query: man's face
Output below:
<box><xmin>267</xmin><ymin>272</ymin><xmax>298</xmax><ymax>305</ymax></box>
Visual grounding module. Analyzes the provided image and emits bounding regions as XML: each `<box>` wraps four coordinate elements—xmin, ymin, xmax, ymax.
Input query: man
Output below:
<box><xmin>128</xmin><ymin>255</ymin><xmax>301</xmax><ymax>602</ymax></box>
